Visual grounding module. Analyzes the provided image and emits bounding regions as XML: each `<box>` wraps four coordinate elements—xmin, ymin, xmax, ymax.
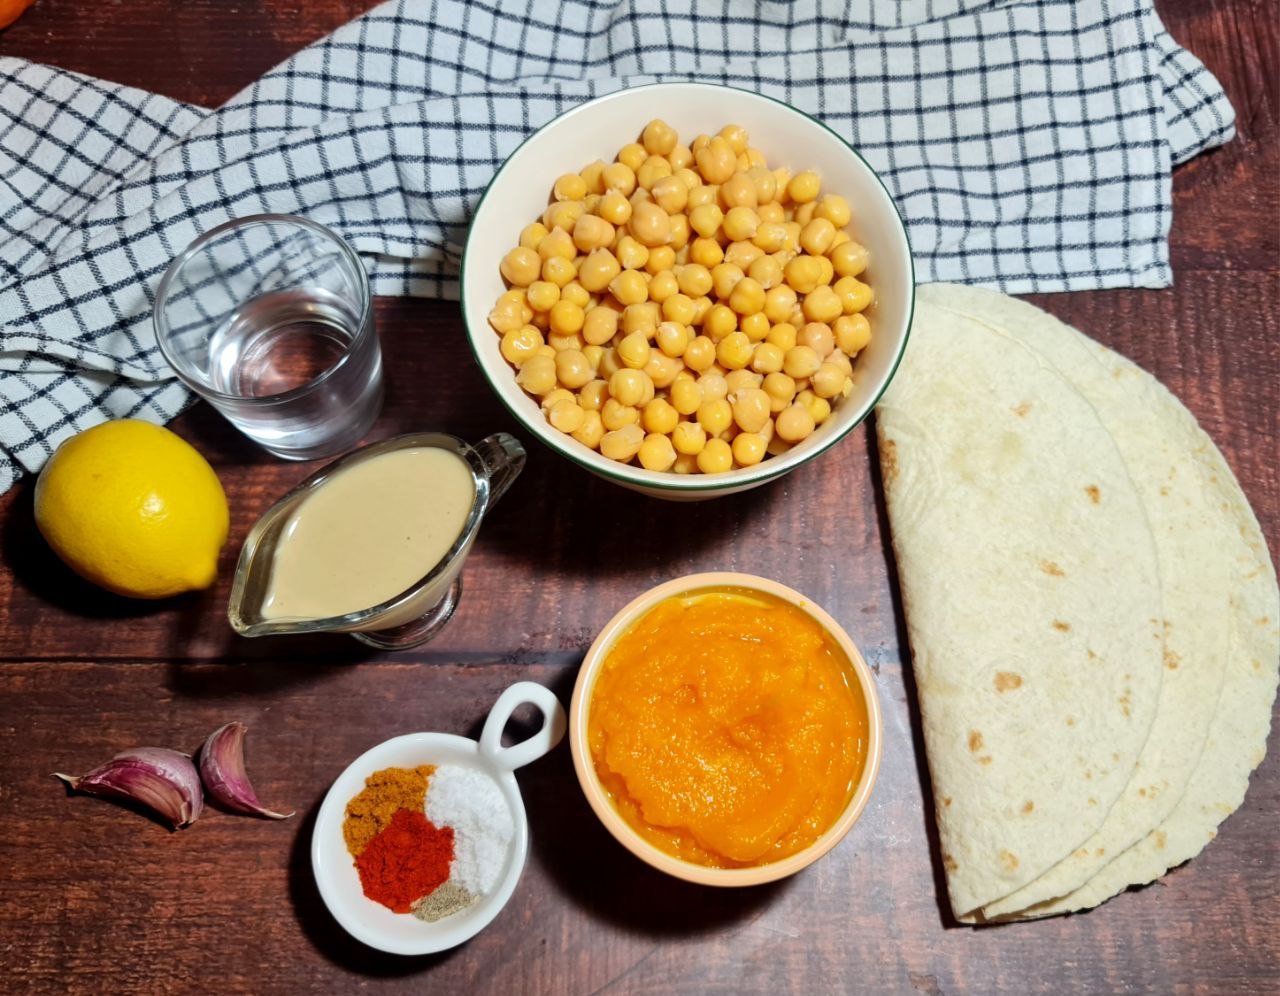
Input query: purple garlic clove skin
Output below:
<box><xmin>55</xmin><ymin>747</ymin><xmax>204</xmax><ymax>829</ymax></box>
<box><xmin>198</xmin><ymin>722</ymin><xmax>293</xmax><ymax>820</ymax></box>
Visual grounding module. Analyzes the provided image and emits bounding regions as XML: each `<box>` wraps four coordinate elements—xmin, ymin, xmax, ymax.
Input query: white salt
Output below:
<box><xmin>425</xmin><ymin>764</ymin><xmax>515</xmax><ymax>897</ymax></box>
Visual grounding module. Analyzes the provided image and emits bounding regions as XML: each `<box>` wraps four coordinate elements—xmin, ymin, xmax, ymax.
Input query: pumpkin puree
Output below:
<box><xmin>588</xmin><ymin>588</ymin><xmax>868</xmax><ymax>867</ymax></box>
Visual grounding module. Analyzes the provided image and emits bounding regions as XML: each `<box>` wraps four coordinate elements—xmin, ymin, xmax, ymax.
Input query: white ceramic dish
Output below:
<box><xmin>462</xmin><ymin>82</ymin><xmax>915</xmax><ymax>500</ymax></box>
<box><xmin>311</xmin><ymin>682</ymin><xmax>566</xmax><ymax>955</ymax></box>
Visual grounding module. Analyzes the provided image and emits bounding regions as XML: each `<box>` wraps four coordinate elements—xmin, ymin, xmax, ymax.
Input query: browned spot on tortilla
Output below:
<box><xmin>1254</xmin><ymin>659</ymin><xmax>1263</xmax><ymax>671</ymax></box>
<box><xmin>1052</xmin><ymin>619</ymin><xmax>1071</xmax><ymax>633</ymax></box>
<box><xmin>881</xmin><ymin>438</ymin><xmax>899</xmax><ymax>483</ymax></box>
<box><xmin>1095</xmin><ymin>848</ymin><xmax>1105</xmax><ymax>857</ymax></box>
<box><xmin>999</xmin><ymin>850</ymin><xmax>1019</xmax><ymax>872</ymax></box>
<box><xmin>1085</xmin><ymin>485</ymin><xmax>1100</xmax><ymax>503</ymax></box>
<box><xmin>1074</xmin><ymin>847</ymin><xmax>1089</xmax><ymax>859</ymax></box>
<box><xmin>1084</xmin><ymin>770</ymin><xmax>1092</xmax><ymax>780</ymax></box>
<box><xmin>1112</xmin><ymin>753</ymin><xmax>1120</xmax><ymax>763</ymax></box>
<box><xmin>942</xmin><ymin>796</ymin><xmax>952</xmax><ymax>808</ymax></box>
<box><xmin>994</xmin><ymin>671</ymin><xmax>1023</xmax><ymax>692</ymax></box>
<box><xmin>1087</xmin><ymin>649</ymin><xmax>1097</xmax><ymax>661</ymax></box>
<box><xmin>1258</xmin><ymin>616</ymin><xmax>1271</xmax><ymax>626</ymax></box>
<box><xmin>978</xmin><ymin>755</ymin><xmax>992</xmax><ymax>766</ymax></box>
<box><xmin>968</xmin><ymin>730</ymin><xmax>984</xmax><ymax>752</ymax></box>
<box><xmin>1159</xmin><ymin>485</ymin><xmax>1170</xmax><ymax>496</ymax></box>
<box><xmin>1088</xmin><ymin>797</ymin><xmax>1098</xmax><ymax>807</ymax></box>
<box><xmin>1153</xmin><ymin>830</ymin><xmax>1167</xmax><ymax>850</ymax></box>
<box><xmin>1164</xmin><ymin>648</ymin><xmax>1181</xmax><ymax>671</ymax></box>
<box><xmin>1065</xmin><ymin>716</ymin><xmax>1076</xmax><ymax>727</ymax></box>
<box><xmin>943</xmin><ymin>853</ymin><xmax>958</xmax><ymax>872</ymax></box>
<box><xmin>1012</xmin><ymin>402</ymin><xmax>1032</xmax><ymax>417</ymax></box>
<box><xmin>1208</xmin><ymin>830</ymin><xmax>1217</xmax><ymax>840</ymax></box>
<box><xmin>1021</xmin><ymin>800</ymin><xmax>1034</xmax><ymax>814</ymax></box>
<box><xmin>1039</xmin><ymin>560</ymin><xmax>1065</xmax><ymax>577</ymax></box>
<box><xmin>1119</xmin><ymin>688</ymin><xmax>1132</xmax><ymax>718</ymax></box>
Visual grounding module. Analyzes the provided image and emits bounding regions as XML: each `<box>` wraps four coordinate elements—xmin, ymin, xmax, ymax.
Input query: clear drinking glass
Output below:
<box><xmin>154</xmin><ymin>214</ymin><xmax>383</xmax><ymax>461</ymax></box>
<box><xmin>227</xmin><ymin>432</ymin><xmax>526</xmax><ymax>650</ymax></box>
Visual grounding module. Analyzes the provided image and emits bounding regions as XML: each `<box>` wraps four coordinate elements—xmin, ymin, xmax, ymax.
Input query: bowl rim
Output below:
<box><xmin>568</xmin><ymin>571</ymin><xmax>884</xmax><ymax>886</ymax></box>
<box><xmin>461</xmin><ymin>81</ymin><xmax>916</xmax><ymax>492</ymax></box>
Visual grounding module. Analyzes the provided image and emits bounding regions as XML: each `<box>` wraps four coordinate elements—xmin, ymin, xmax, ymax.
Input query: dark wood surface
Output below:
<box><xmin>1</xmin><ymin>2</ymin><xmax>1276</xmax><ymax>992</ymax></box>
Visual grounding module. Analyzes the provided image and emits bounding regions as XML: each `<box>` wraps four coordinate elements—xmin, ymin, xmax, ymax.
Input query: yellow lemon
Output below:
<box><xmin>34</xmin><ymin>420</ymin><xmax>229</xmax><ymax>598</ymax></box>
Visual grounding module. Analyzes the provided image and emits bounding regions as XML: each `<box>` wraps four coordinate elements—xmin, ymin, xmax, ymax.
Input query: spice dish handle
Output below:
<box><xmin>478</xmin><ymin>682</ymin><xmax>567</xmax><ymax>772</ymax></box>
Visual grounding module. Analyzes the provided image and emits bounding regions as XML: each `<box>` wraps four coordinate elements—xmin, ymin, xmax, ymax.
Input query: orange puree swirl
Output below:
<box><xmin>588</xmin><ymin>588</ymin><xmax>868</xmax><ymax>867</ymax></box>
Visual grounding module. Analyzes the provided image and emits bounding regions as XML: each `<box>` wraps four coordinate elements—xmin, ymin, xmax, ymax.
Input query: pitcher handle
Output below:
<box><xmin>478</xmin><ymin>681</ymin><xmax>567</xmax><ymax>772</ymax></box>
<box><xmin>472</xmin><ymin>432</ymin><xmax>526</xmax><ymax>507</ymax></box>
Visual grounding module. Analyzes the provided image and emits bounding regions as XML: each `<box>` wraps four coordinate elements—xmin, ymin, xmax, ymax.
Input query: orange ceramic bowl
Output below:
<box><xmin>569</xmin><ymin>572</ymin><xmax>883</xmax><ymax>886</ymax></box>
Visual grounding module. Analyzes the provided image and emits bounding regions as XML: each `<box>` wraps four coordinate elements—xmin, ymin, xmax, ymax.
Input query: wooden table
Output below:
<box><xmin>1</xmin><ymin>2</ymin><xmax>1275</xmax><ymax>992</ymax></box>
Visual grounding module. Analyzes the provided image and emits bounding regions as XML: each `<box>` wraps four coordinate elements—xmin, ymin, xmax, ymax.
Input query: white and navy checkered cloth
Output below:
<box><xmin>0</xmin><ymin>0</ymin><xmax>1234</xmax><ymax>490</ymax></box>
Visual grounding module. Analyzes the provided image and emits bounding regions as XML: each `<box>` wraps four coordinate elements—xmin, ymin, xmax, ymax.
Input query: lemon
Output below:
<box><xmin>34</xmin><ymin>420</ymin><xmax>229</xmax><ymax>599</ymax></box>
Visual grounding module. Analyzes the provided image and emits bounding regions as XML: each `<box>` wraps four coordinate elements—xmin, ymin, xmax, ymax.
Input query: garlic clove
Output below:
<box><xmin>55</xmin><ymin>747</ymin><xmax>204</xmax><ymax>829</ymax></box>
<box><xmin>198</xmin><ymin>722</ymin><xmax>293</xmax><ymax>820</ymax></box>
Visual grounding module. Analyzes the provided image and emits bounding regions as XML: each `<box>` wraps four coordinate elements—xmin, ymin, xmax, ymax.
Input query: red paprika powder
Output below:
<box><xmin>355</xmin><ymin>808</ymin><xmax>454</xmax><ymax>912</ymax></box>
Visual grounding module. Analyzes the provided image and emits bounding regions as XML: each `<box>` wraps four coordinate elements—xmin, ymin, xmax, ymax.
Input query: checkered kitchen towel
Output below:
<box><xmin>0</xmin><ymin>0</ymin><xmax>1234</xmax><ymax>490</ymax></box>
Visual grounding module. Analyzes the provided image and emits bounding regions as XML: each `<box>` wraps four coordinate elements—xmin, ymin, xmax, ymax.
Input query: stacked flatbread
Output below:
<box><xmin>876</xmin><ymin>284</ymin><xmax>1279</xmax><ymax>921</ymax></box>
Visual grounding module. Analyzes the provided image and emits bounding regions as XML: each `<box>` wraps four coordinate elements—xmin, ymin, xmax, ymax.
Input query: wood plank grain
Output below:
<box><xmin>0</xmin><ymin>659</ymin><xmax>1274</xmax><ymax>994</ymax></box>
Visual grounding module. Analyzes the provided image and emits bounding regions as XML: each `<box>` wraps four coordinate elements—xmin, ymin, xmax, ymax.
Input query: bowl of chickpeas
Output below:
<box><xmin>461</xmin><ymin>83</ymin><xmax>914</xmax><ymax>499</ymax></box>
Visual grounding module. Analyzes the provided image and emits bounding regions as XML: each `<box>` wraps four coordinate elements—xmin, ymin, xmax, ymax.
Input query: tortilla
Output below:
<box><xmin>877</xmin><ymin>284</ymin><xmax>1279</xmax><ymax>921</ymax></box>
<box><xmin>875</xmin><ymin>299</ymin><xmax>1165</xmax><ymax>918</ymax></box>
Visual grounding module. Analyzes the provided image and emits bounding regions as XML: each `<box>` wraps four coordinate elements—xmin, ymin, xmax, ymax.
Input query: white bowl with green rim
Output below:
<box><xmin>461</xmin><ymin>82</ymin><xmax>915</xmax><ymax>500</ymax></box>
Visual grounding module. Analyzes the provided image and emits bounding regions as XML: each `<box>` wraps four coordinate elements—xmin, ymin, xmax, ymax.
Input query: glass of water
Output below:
<box><xmin>154</xmin><ymin>214</ymin><xmax>383</xmax><ymax>461</ymax></box>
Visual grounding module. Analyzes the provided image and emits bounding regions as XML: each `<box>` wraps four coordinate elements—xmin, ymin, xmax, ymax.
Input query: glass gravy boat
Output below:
<box><xmin>228</xmin><ymin>432</ymin><xmax>525</xmax><ymax>649</ymax></box>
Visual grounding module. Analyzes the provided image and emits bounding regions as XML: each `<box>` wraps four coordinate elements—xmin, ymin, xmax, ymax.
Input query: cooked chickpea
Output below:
<box><xmin>834</xmin><ymin>275</ymin><xmax>874</xmax><ymax>313</ymax></box>
<box><xmin>500</xmin><ymin>246</ymin><xmax>541</xmax><ymax>286</ymax></box>
<box><xmin>834</xmin><ymin>313</ymin><xmax>872</xmax><ymax>354</ymax></box>
<box><xmin>636</xmin><ymin>155</ymin><xmax>673</xmax><ymax>192</ymax></box>
<box><xmin>767</xmin><ymin>321</ymin><xmax>798</xmax><ymax>351</ymax></box>
<box><xmin>561</xmin><ymin>281</ymin><xmax>590</xmax><ymax>308</ymax></box>
<box><xmin>520</xmin><ymin>222</ymin><xmax>549</xmax><ymax>249</ymax></box>
<box><xmin>672</xmin><ymin>421</ymin><xmax>707</xmax><ymax>455</ymax></box>
<box><xmin>598</xmin><ymin>347</ymin><xmax>623</xmax><ymax>378</ymax></box>
<box><xmin>515</xmin><ymin>353</ymin><xmax>557</xmax><ymax>395</ymax></box>
<box><xmin>696</xmin><ymin>438</ymin><xmax>733</xmax><ymax>474</ymax></box>
<box><xmin>799</xmin><ymin>217</ymin><xmax>837</xmax><ymax>255</ymax></box>
<box><xmin>651</xmin><ymin>175</ymin><xmax>688</xmax><ymax>214</ymax></box>
<box><xmin>751</xmin><ymin>341</ymin><xmax>785</xmax><ymax>374</ymax></box>
<box><xmin>623</xmin><ymin>302</ymin><xmax>660</xmax><ymax>336</ymax></box>
<box><xmin>784</xmin><ymin>344</ymin><xmax>821</xmax><ymax>380</ymax></box>
<box><xmin>629</xmin><ymin>200</ymin><xmax>672</xmax><ymax>247</ymax></box>
<box><xmin>695</xmin><ymin>136</ymin><xmax>737</xmax><ymax>184</ymax></box>
<box><xmin>489</xmin><ymin>299</ymin><xmax>524</xmax><ymax>334</ymax></box>
<box><xmin>609</xmin><ymin>269</ymin><xmax>649</xmax><ymax>307</ymax></box>
<box><xmin>656</xmin><ymin>321</ymin><xmax>691</xmax><ymax>357</ymax></box>
<box><xmin>553</xmin><ymin>173</ymin><xmax>588</xmax><ymax>202</ymax></box>
<box><xmin>798</xmin><ymin>321</ymin><xmax>835</xmax><ymax>358</ymax></box>
<box><xmin>615</xmin><ymin>235</ymin><xmax>649</xmax><ymax>270</ymax></box>
<box><xmin>544</xmin><ymin>200</ymin><xmax>585</xmax><ymax>232</ymax></box>
<box><xmin>731</xmin><ymin>388</ymin><xmax>771</xmax><ymax>433</ymax></box>
<box><xmin>702</xmin><ymin>303</ymin><xmax>737</xmax><ymax>341</ymax></box>
<box><xmin>549</xmin><ymin>299</ymin><xmax>585</xmax><ymax>336</ymax></box>
<box><xmin>811</xmin><ymin>362</ymin><xmax>846</xmax><ymax>399</ymax></box>
<box><xmin>718</xmin><ymin>124</ymin><xmax>749</xmax><ymax>154</ymax></box>
<box><xmin>688</xmin><ymin>203</ymin><xmax>723</xmax><ymax>238</ymax></box>
<box><xmin>641</xmin><ymin>398</ymin><xmax>680</xmax><ymax>436</ymax></box>
<box><xmin>570</xmin><ymin>410</ymin><xmax>604</xmax><ymax>448</ymax></box>
<box><xmin>645</xmin><ymin>352</ymin><xmax>683</xmax><ymax>389</ymax></box>
<box><xmin>677</xmin><ymin>264</ymin><xmax>713</xmax><ymax>298</ymax></box>
<box><xmin>752</xmin><ymin>222</ymin><xmax>788</xmax><ymax>253</ymax></box>
<box><xmin>722</xmin><ymin>205</ymin><xmax>760</xmax><ymax>242</ymax></box>
<box><xmin>689</xmin><ymin>236</ymin><xmax>724</xmax><ymax>268</ymax></box>
<box><xmin>602</xmin><ymin>161</ymin><xmax>637</xmax><ymax>196</ymax></box>
<box><xmin>572</xmin><ymin>214</ymin><xmax>615</xmax><ymax>253</ymax></box>
<box><xmin>798</xmin><ymin>389</ymin><xmax>832</xmax><ymax>424</ymax></box>
<box><xmin>727</xmin><ymin>277</ymin><xmax>765</xmax><ymax>316</ymax></box>
<box><xmin>598</xmin><ymin>188</ymin><xmax>633</xmax><ymax>226</ymax></box>
<box><xmin>548</xmin><ymin>398</ymin><xmax>587</xmax><ymax>433</ymax></box>
<box><xmin>802</xmin><ymin>285</ymin><xmax>843</xmax><ymax>324</ymax></box>
<box><xmin>815</xmin><ymin>194</ymin><xmax>852</xmax><ymax>228</ymax></box>
<box><xmin>784</xmin><ymin>255</ymin><xmax>824</xmax><ymax>294</ymax></box>
<box><xmin>747</xmin><ymin>254</ymin><xmax>783</xmax><ymax>289</ymax></box>
<box><xmin>500</xmin><ymin>325</ymin><xmax>544</xmax><ymax>365</ymax></box>
<box><xmin>600</xmin><ymin>423</ymin><xmax>644</xmax><ymax>462</ymax></box>
<box><xmin>547</xmin><ymin>330</ymin><xmax>584</xmax><ymax>353</ymax></box>
<box><xmin>716</xmin><ymin>330</ymin><xmax>754</xmax><ymax>370</ymax></box>
<box><xmin>775</xmin><ymin>403</ymin><xmax>816</xmax><ymax>442</ymax></box>
<box><xmin>648</xmin><ymin>269</ymin><xmax>679</xmax><ymax>303</ymax></box>
<box><xmin>711</xmin><ymin>263</ymin><xmax>744</xmax><ymax>300</ymax></box>
<box><xmin>764</xmin><ymin>284</ymin><xmax>798</xmax><ymax>323</ymax></box>
<box><xmin>540</xmin><ymin>254</ymin><xmax>575</xmax><ymax>288</ymax></box>
<box><xmin>660</xmin><ymin>293</ymin><xmax>696</xmax><ymax>326</ymax></box>
<box><xmin>637</xmin><ymin>432</ymin><xmax>677</xmax><ymax>471</ymax></box>
<box><xmin>525</xmin><ymin>280</ymin><xmax>559</xmax><ymax>313</ymax></box>
<box><xmin>697</xmin><ymin>398</ymin><xmax>733</xmax><ymax>436</ymax></box>
<box><xmin>830</xmin><ymin>240</ymin><xmax>869</xmax><ymax>278</ymax></box>
<box><xmin>608</xmin><ymin>368</ymin><xmax>647</xmax><ymax>408</ymax></box>
<box><xmin>553</xmin><ymin>349</ymin><xmax>592</xmax><ymax>388</ymax></box>
<box><xmin>792</xmin><ymin>201</ymin><xmax>817</xmax><ymax>226</ymax></box>
<box><xmin>582</xmin><ymin>305</ymin><xmax>619</xmax><ymax>345</ymax></box>
<box><xmin>732</xmin><ymin>432</ymin><xmax>766</xmax><ymax>467</ymax></box>
<box><xmin>720</xmin><ymin>172</ymin><xmax>758</xmax><ymax>209</ymax></box>
<box><xmin>724</xmin><ymin>369</ymin><xmax>762</xmax><ymax>394</ymax></box>
<box><xmin>763</xmin><ymin>371</ymin><xmax>797</xmax><ymax>409</ymax></box>
<box><xmin>687</xmin><ymin>183</ymin><xmax>717</xmax><ymax>208</ymax></box>
<box><xmin>740</xmin><ymin>312</ymin><xmax>770</xmax><ymax>342</ymax></box>
<box><xmin>601</xmin><ymin>398</ymin><xmax>640</xmax><ymax>431</ymax></box>
<box><xmin>787</xmin><ymin>170</ymin><xmax>821</xmax><ymax>204</ymax></box>
<box><xmin>616</xmin><ymin>330</ymin><xmax>651</xmax><ymax>369</ymax></box>
<box><xmin>579</xmin><ymin>379</ymin><xmax>608</xmax><ymax>411</ymax></box>
<box><xmin>617</xmin><ymin>142</ymin><xmax>647</xmax><ymax>172</ymax></box>
<box><xmin>639</xmin><ymin>118</ymin><xmax>677</xmax><ymax>156</ymax></box>
<box><xmin>669</xmin><ymin>377</ymin><xmax>702</xmax><ymax>415</ymax></box>
<box><xmin>697</xmin><ymin>370</ymin><xmax>729</xmax><ymax>402</ymax></box>
<box><xmin>670</xmin><ymin>146</ymin><xmax>694</xmax><ymax>172</ymax></box>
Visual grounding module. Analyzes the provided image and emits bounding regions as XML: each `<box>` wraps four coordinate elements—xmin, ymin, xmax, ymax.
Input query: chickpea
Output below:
<box><xmin>645</xmin><ymin>245</ymin><xmax>675</xmax><ymax>274</ymax></box>
<box><xmin>723</xmin><ymin>241</ymin><xmax>764</xmax><ymax>271</ymax></box>
<box><xmin>783</xmin><ymin>255</ymin><xmax>824</xmax><ymax>294</ymax></box>
<box><xmin>732</xmin><ymin>432</ymin><xmax>766</xmax><ymax>467</ymax></box>
<box><xmin>602</xmin><ymin>161</ymin><xmax>637</xmax><ymax>196</ymax></box>
<box><xmin>731</xmin><ymin>388</ymin><xmax>772</xmax><ymax>433</ymax></box>
<box><xmin>751</xmin><ymin>341</ymin><xmax>785</xmax><ymax>374</ymax></box>
<box><xmin>553</xmin><ymin>173</ymin><xmax>588</xmax><ymax>202</ymax></box>
<box><xmin>702</xmin><ymin>303</ymin><xmax>737</xmax><ymax>341</ymax></box>
<box><xmin>764</xmin><ymin>284</ymin><xmax>798</xmax><ymax>323</ymax></box>
<box><xmin>669</xmin><ymin>145</ymin><xmax>694</xmax><ymax>171</ymax></box>
<box><xmin>547</xmin><ymin>330</ymin><xmax>584</xmax><ymax>353</ymax></box>
<box><xmin>724</xmin><ymin>369</ymin><xmax>762</xmax><ymax>394</ymax></box>
<box><xmin>710</xmin><ymin>263</ymin><xmax>743</xmax><ymax>300</ymax></box>
<box><xmin>727</xmin><ymin>276</ymin><xmax>764</xmax><ymax>316</ymax></box>
<box><xmin>548</xmin><ymin>398</ymin><xmax>587</xmax><ymax>433</ymax></box>
<box><xmin>579</xmin><ymin>379</ymin><xmax>608</xmax><ymax>411</ymax></box>
<box><xmin>697</xmin><ymin>370</ymin><xmax>729</xmax><ymax>402</ymax></box>
<box><xmin>719</xmin><ymin>172</ymin><xmax>758</xmax><ymax>209</ymax></box>
<box><xmin>692</xmin><ymin>294</ymin><xmax>714</xmax><ymax>324</ymax></box>
<box><xmin>609</xmin><ymin>269</ymin><xmax>649</xmax><ymax>307</ymax></box>
<box><xmin>609</xmin><ymin>368</ymin><xmax>648</xmax><ymax>407</ymax></box>
<box><xmin>645</xmin><ymin>352</ymin><xmax>683</xmax><ymax>388</ymax></box>
<box><xmin>598</xmin><ymin>347</ymin><xmax>623</xmax><ymax>378</ymax></box>
<box><xmin>548</xmin><ymin>300</ymin><xmax>584</xmax><ymax>336</ymax></box>
<box><xmin>834</xmin><ymin>313</ymin><xmax>872</xmax><ymax>354</ymax></box>
<box><xmin>672</xmin><ymin>421</ymin><xmax>707</xmax><ymax>456</ymax></box>
<box><xmin>544</xmin><ymin>200</ymin><xmax>585</xmax><ymax>232</ymax></box>
<box><xmin>812</xmin><ymin>361</ymin><xmax>847</xmax><ymax>399</ymax></box>
<box><xmin>784</xmin><ymin>344</ymin><xmax>821</xmax><ymax>380</ymax></box>
<box><xmin>541</xmin><ymin>254</ymin><xmax>575</xmax><ymax>288</ymax></box>
<box><xmin>722</xmin><ymin>205</ymin><xmax>760</xmax><ymax>242</ymax></box>
<box><xmin>716</xmin><ymin>331</ymin><xmax>754</xmax><ymax>370</ymax></box>
<box><xmin>689</xmin><ymin>236</ymin><xmax>724</xmax><ymax>268</ymax></box>
<box><xmin>572</xmin><ymin>248</ymin><xmax>615</xmax><ymax>293</ymax></box>
<box><xmin>798</xmin><ymin>321</ymin><xmax>835</xmax><ymax>357</ymax></box>
<box><xmin>696</xmin><ymin>438</ymin><xmax>733</xmax><ymax>474</ymax></box>
<box><xmin>572</xmin><ymin>214</ymin><xmax>615</xmax><ymax>253</ymax></box>
<box><xmin>516</xmin><ymin>353</ymin><xmax>557</xmax><ymax>395</ymax></box>
<box><xmin>489</xmin><ymin>299</ymin><xmax>525</xmax><ymax>334</ymax></box>
<box><xmin>670</xmin><ymin>377</ymin><xmax>702</xmax><ymax>415</ymax></box>
<box><xmin>687</xmin><ymin>183</ymin><xmax>717</xmax><ymax>208</ymax></box>
<box><xmin>656</xmin><ymin>321</ymin><xmax>691</xmax><ymax>357</ymax></box>
<box><xmin>767</xmin><ymin>321</ymin><xmax>798</xmax><ymax>351</ymax></box>
<box><xmin>651</xmin><ymin>175</ymin><xmax>688</xmax><ymax>214</ymax></box>
<box><xmin>815</xmin><ymin>193</ymin><xmax>852</xmax><ymax>228</ymax></box>
<box><xmin>641</xmin><ymin>398</ymin><xmax>680</xmax><ymax>435</ymax></box>
<box><xmin>500</xmin><ymin>246</ymin><xmax>541</xmax><ymax>286</ymax></box>
<box><xmin>637</xmin><ymin>432</ymin><xmax>677</xmax><ymax>471</ymax></box>
<box><xmin>688</xmin><ymin>203</ymin><xmax>724</xmax><ymax>238</ymax></box>
<box><xmin>662</xmin><ymin>293</ymin><xmax>697</xmax><ymax>326</ymax></box>
<box><xmin>636</xmin><ymin>155</ymin><xmax>673</xmax><ymax>192</ymax></box>
<box><xmin>834</xmin><ymin>275</ymin><xmax>874</xmax><ymax>313</ymax></box>
<box><xmin>799</xmin><ymin>217</ymin><xmax>837</xmax><ymax>255</ymax></box>
<box><xmin>601</xmin><ymin>398</ymin><xmax>640</xmax><ymax>431</ymax></box>
<box><xmin>752</xmin><ymin>222</ymin><xmax>788</xmax><ymax>253</ymax></box>
<box><xmin>615</xmin><ymin>235</ymin><xmax>649</xmax><ymax>270</ymax></box>
<box><xmin>582</xmin><ymin>305</ymin><xmax>619</xmax><ymax>345</ymax></box>
<box><xmin>598</xmin><ymin>188</ymin><xmax>633</xmax><ymax>225</ymax></box>
<box><xmin>793</xmin><ymin>201</ymin><xmax>817</xmax><ymax>226</ymax></box>
<box><xmin>580</xmin><ymin>159</ymin><xmax>608</xmax><ymax>193</ymax></box>
<box><xmin>802</xmin><ymin>285</ymin><xmax>843</xmax><ymax>324</ymax></box>
<box><xmin>622</xmin><ymin>301</ymin><xmax>661</xmax><ymax>335</ymax></box>
<box><xmin>717</xmin><ymin>124</ymin><xmax>749</xmax><ymax>154</ymax></box>
<box><xmin>776</xmin><ymin>403</ymin><xmax>816</xmax><ymax>442</ymax></box>
<box><xmin>617</xmin><ymin>142</ymin><xmax>647</xmax><ymax>172</ymax></box>
<box><xmin>561</xmin><ymin>281</ymin><xmax>590</xmax><ymax>308</ymax></box>
<box><xmin>500</xmin><ymin>325</ymin><xmax>544</xmax><ymax>365</ymax></box>
<box><xmin>830</xmin><ymin>240</ymin><xmax>869</xmax><ymax>278</ymax></box>
<box><xmin>677</xmin><ymin>263</ymin><xmax>713</xmax><ymax>298</ymax></box>
<box><xmin>763</xmin><ymin>371</ymin><xmax>797</xmax><ymax>410</ymax></box>
<box><xmin>617</xmin><ymin>330</ymin><xmax>652</xmax><ymax>369</ymax></box>
<box><xmin>627</xmin><ymin>200</ymin><xmax>672</xmax><ymax>248</ymax></box>
<box><xmin>572</xmin><ymin>410</ymin><xmax>605</xmax><ymax>448</ymax></box>
<box><xmin>600</xmin><ymin>423</ymin><xmax>645</xmax><ymax>462</ymax></box>
<box><xmin>798</xmin><ymin>389</ymin><xmax>832</xmax><ymax>424</ymax></box>
<box><xmin>520</xmin><ymin>222</ymin><xmax>549</xmax><ymax>249</ymax></box>
<box><xmin>648</xmin><ymin>269</ymin><xmax>680</xmax><ymax>303</ymax></box>
<box><xmin>695</xmin><ymin>136</ymin><xmax>737</xmax><ymax>184</ymax></box>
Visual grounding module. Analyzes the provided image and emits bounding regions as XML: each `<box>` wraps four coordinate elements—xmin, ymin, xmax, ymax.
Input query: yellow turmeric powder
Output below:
<box><xmin>342</xmin><ymin>765</ymin><xmax>435</xmax><ymax>856</ymax></box>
